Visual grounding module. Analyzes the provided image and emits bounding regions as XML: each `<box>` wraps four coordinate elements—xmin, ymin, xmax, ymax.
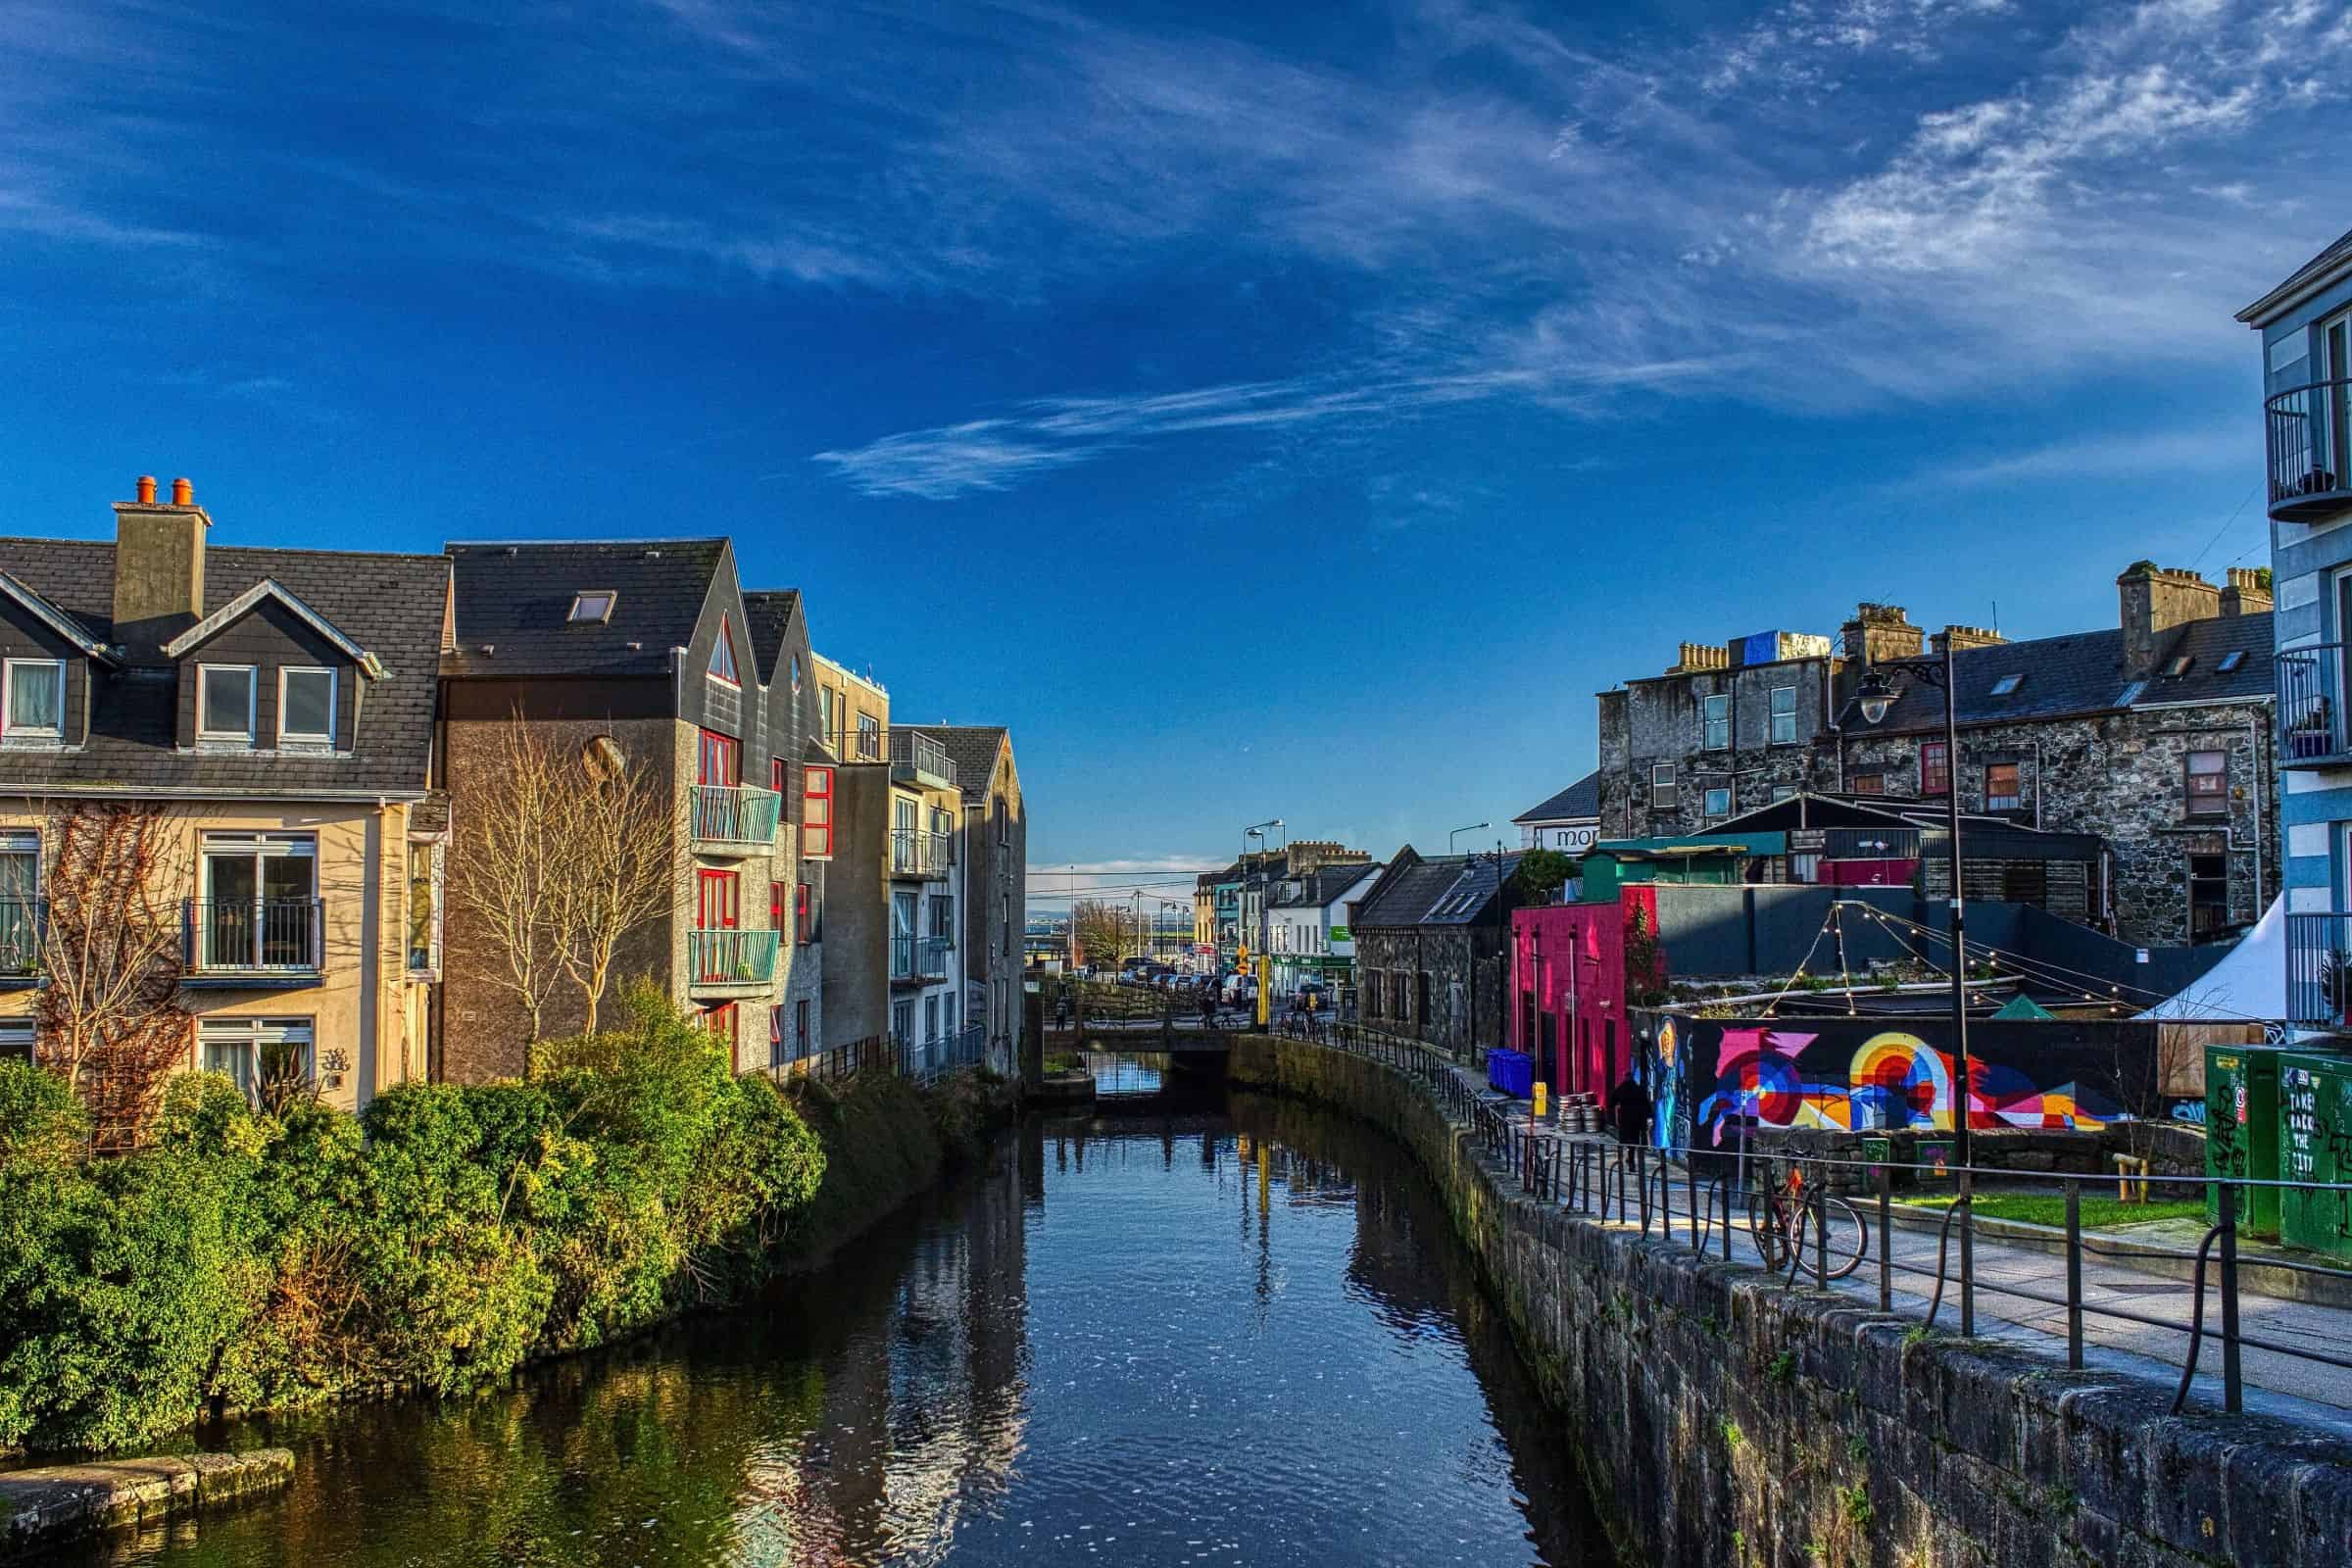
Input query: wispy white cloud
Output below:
<box><xmin>1895</xmin><ymin>424</ymin><xmax>2252</xmax><ymax>491</ymax></box>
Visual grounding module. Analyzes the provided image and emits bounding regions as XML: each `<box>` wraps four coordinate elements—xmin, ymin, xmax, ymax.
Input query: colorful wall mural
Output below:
<box><xmin>1642</xmin><ymin>1014</ymin><xmax>2150</xmax><ymax>1150</ymax></box>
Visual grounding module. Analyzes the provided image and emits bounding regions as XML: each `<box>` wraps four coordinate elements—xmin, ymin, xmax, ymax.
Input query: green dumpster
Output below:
<box><xmin>2206</xmin><ymin>1045</ymin><xmax>2285</xmax><ymax>1239</ymax></box>
<box><xmin>2278</xmin><ymin>1052</ymin><xmax>2352</xmax><ymax>1261</ymax></box>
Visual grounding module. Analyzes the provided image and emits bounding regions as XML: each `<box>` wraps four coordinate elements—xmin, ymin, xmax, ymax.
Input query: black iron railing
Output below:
<box><xmin>2265</xmin><ymin>377</ymin><xmax>2352</xmax><ymax>521</ymax></box>
<box><xmin>2285</xmin><ymin>911</ymin><xmax>2352</xmax><ymax>1030</ymax></box>
<box><xmin>2278</xmin><ymin>643</ymin><xmax>2352</xmax><ymax>764</ymax></box>
<box><xmin>184</xmin><ymin>898</ymin><xmax>322</xmax><ymax>975</ymax></box>
<box><xmin>0</xmin><ymin>896</ymin><xmax>41</xmax><ymax>979</ymax></box>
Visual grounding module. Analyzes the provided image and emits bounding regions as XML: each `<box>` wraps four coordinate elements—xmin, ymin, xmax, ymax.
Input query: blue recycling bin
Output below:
<box><xmin>1487</xmin><ymin>1048</ymin><xmax>1533</xmax><ymax>1099</ymax></box>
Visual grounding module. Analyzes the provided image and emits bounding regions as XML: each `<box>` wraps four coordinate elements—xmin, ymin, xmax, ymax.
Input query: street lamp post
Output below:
<box><xmin>1448</xmin><ymin>821</ymin><xmax>1491</xmax><ymax>856</ymax></box>
<box><xmin>1856</xmin><ymin>639</ymin><xmax>1974</xmax><ymax>1168</ymax></box>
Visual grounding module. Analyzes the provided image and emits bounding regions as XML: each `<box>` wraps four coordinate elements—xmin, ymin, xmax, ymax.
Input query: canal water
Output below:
<box><xmin>63</xmin><ymin>1082</ymin><xmax>1613</xmax><ymax>1567</ymax></box>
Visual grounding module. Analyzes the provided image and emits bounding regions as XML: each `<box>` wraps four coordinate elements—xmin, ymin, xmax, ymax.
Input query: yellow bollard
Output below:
<box><xmin>1534</xmin><ymin>1081</ymin><xmax>1548</xmax><ymax>1121</ymax></box>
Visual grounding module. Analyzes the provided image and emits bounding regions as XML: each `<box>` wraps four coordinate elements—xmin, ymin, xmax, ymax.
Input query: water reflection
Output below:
<box><xmin>54</xmin><ymin>1093</ymin><xmax>1610</xmax><ymax>1568</ymax></box>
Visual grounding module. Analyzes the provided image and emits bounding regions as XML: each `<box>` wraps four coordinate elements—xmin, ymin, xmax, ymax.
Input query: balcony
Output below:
<box><xmin>2286</xmin><ymin>912</ymin><xmax>2352</xmax><ymax>1031</ymax></box>
<box><xmin>184</xmin><ymin>899</ymin><xmax>322</xmax><ymax>986</ymax></box>
<box><xmin>2278</xmin><ymin>645</ymin><xmax>2352</xmax><ymax>768</ymax></box>
<box><xmin>890</xmin><ymin>828</ymin><xmax>951</xmax><ymax>880</ymax></box>
<box><xmin>917</xmin><ymin>934</ymin><xmax>953</xmax><ymax>979</ymax></box>
<box><xmin>687</xmin><ymin>928</ymin><xmax>779</xmax><ymax>994</ymax></box>
<box><xmin>2265</xmin><ymin>378</ymin><xmax>2352</xmax><ymax>523</ymax></box>
<box><xmin>890</xmin><ymin>729</ymin><xmax>957</xmax><ymax>791</ymax></box>
<box><xmin>890</xmin><ymin>932</ymin><xmax>916</xmax><ymax>984</ymax></box>
<box><xmin>0</xmin><ymin>896</ymin><xmax>41</xmax><ymax>984</ymax></box>
<box><xmin>691</xmin><ymin>784</ymin><xmax>780</xmax><ymax>854</ymax></box>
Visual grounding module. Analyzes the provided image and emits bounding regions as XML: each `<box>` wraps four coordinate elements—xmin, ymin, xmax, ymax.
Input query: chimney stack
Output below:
<box><xmin>1669</xmin><ymin>642</ymin><xmax>1730</xmax><ymax>674</ymax></box>
<box><xmin>1931</xmin><ymin>624</ymin><xmax>2008</xmax><ymax>657</ymax></box>
<box><xmin>2222</xmin><ymin>566</ymin><xmax>2274</xmax><ymax>617</ymax></box>
<box><xmin>2117</xmin><ymin>563</ymin><xmax>2222</xmax><ymax>678</ymax></box>
<box><xmin>1838</xmin><ymin>603</ymin><xmax>1924</xmax><ymax>665</ymax></box>
<box><xmin>112</xmin><ymin>471</ymin><xmax>210</xmax><ymax>661</ymax></box>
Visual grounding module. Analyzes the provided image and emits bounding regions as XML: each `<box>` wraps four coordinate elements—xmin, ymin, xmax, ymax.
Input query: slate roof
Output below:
<box><xmin>1836</xmin><ymin>612</ymin><xmax>2275</xmax><ymax>736</ymax></box>
<box><xmin>1355</xmin><ymin>853</ymin><xmax>1520</xmax><ymax>929</ymax></box>
<box><xmin>926</xmin><ymin>725</ymin><xmax>1010</xmax><ymax>801</ymax></box>
<box><xmin>1421</xmin><ymin>852</ymin><xmax>1523</xmax><ymax>925</ymax></box>
<box><xmin>2238</xmin><ymin>226</ymin><xmax>2352</xmax><ymax>324</ymax></box>
<box><xmin>741</xmin><ymin>589</ymin><xmax>802</xmax><ymax>679</ymax></box>
<box><xmin>444</xmin><ymin>539</ymin><xmax>727</xmax><ymax>678</ymax></box>
<box><xmin>1270</xmin><ymin>861</ymin><xmax>1382</xmax><ymax>908</ymax></box>
<box><xmin>0</xmin><ymin>537</ymin><xmax>447</xmax><ymax>797</ymax></box>
<box><xmin>1513</xmin><ymin>768</ymin><xmax>1600</xmax><ymax>825</ymax></box>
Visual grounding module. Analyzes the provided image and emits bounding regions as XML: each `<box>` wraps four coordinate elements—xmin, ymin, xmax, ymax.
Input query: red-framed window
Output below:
<box><xmin>697</xmin><ymin>868</ymin><xmax>739</xmax><ymax>930</ymax></box>
<box><xmin>701</xmin><ymin>1002</ymin><xmax>737</xmax><ymax>1050</ymax></box>
<box><xmin>795</xmin><ymin>881</ymin><xmax>814</xmax><ymax>944</ymax></box>
<box><xmin>708</xmin><ymin>614</ymin><xmax>739</xmax><ymax>686</ymax></box>
<box><xmin>698</xmin><ymin>728</ymin><xmax>740</xmax><ymax>786</ymax></box>
<box><xmin>769</xmin><ymin>880</ymin><xmax>785</xmax><ymax>930</ymax></box>
<box><xmin>802</xmin><ymin>763</ymin><xmax>834</xmax><ymax>859</ymax></box>
<box><xmin>1920</xmin><ymin>740</ymin><xmax>1949</xmax><ymax>796</ymax></box>
<box><xmin>771</xmin><ymin>757</ymin><xmax>786</xmax><ymax>796</ymax></box>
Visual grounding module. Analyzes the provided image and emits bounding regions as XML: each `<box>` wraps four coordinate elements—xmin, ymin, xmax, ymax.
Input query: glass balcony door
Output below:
<box><xmin>200</xmin><ymin>837</ymin><xmax>317</xmax><ymax>969</ymax></box>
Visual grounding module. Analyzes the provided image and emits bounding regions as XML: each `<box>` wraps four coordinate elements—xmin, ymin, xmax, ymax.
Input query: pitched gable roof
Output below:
<box><xmin>1513</xmin><ymin>768</ymin><xmax>1600</xmax><ymax>825</ymax></box>
<box><xmin>2237</xmin><ymin>226</ymin><xmax>2352</xmax><ymax>325</ymax></box>
<box><xmin>444</xmin><ymin>539</ymin><xmax>728</xmax><ymax>678</ymax></box>
<box><xmin>928</xmin><ymin>725</ymin><xmax>1009</xmax><ymax>799</ymax></box>
<box><xmin>0</xmin><ymin>569</ymin><xmax>116</xmax><ymax>663</ymax></box>
<box><xmin>1355</xmin><ymin>854</ymin><xmax>1471</xmax><ymax>928</ymax></box>
<box><xmin>741</xmin><ymin>589</ymin><xmax>803</xmax><ymax>679</ymax></box>
<box><xmin>161</xmin><ymin>577</ymin><xmax>382</xmax><ymax>675</ymax></box>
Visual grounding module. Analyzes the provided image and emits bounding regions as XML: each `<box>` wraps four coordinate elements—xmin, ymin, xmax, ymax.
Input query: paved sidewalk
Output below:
<box><xmin>1473</xmin><ymin>1086</ymin><xmax>2352</xmax><ymax>1436</ymax></box>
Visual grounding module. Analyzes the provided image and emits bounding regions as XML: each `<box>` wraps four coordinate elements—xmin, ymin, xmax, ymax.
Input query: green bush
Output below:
<box><xmin>0</xmin><ymin>991</ymin><xmax>832</xmax><ymax>1454</ymax></box>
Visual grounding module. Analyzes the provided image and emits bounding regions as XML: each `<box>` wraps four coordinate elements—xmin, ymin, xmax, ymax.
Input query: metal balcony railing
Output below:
<box><xmin>890</xmin><ymin>829</ymin><xmax>951</xmax><ymax>879</ymax></box>
<box><xmin>2266</xmin><ymin>377</ymin><xmax>2352</xmax><ymax>522</ymax></box>
<box><xmin>0</xmin><ymin>896</ymin><xmax>42</xmax><ymax>980</ymax></box>
<box><xmin>2278</xmin><ymin>644</ymin><xmax>2352</xmax><ymax>767</ymax></box>
<box><xmin>184</xmin><ymin>898</ymin><xmax>322</xmax><ymax>979</ymax></box>
<box><xmin>889</xmin><ymin>729</ymin><xmax>956</xmax><ymax>790</ymax></box>
<box><xmin>691</xmin><ymin>784</ymin><xmax>781</xmax><ymax>849</ymax></box>
<box><xmin>687</xmin><ymin>928</ymin><xmax>779</xmax><ymax>989</ymax></box>
<box><xmin>890</xmin><ymin>931</ymin><xmax>916</xmax><ymax>980</ymax></box>
<box><xmin>2286</xmin><ymin>912</ymin><xmax>2352</xmax><ymax>1030</ymax></box>
<box><xmin>918</xmin><ymin>934</ymin><xmax>952</xmax><ymax>978</ymax></box>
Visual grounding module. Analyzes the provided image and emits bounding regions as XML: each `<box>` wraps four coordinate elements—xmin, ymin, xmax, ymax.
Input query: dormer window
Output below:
<box><xmin>709</xmin><ymin>615</ymin><xmax>739</xmax><ymax>686</ymax></box>
<box><xmin>279</xmin><ymin>667</ymin><xmax>336</xmax><ymax>748</ymax></box>
<box><xmin>567</xmin><ymin>590</ymin><xmax>616</xmax><ymax>624</ymax></box>
<box><xmin>2</xmin><ymin>659</ymin><xmax>65</xmax><ymax>743</ymax></box>
<box><xmin>1988</xmin><ymin>673</ymin><xmax>2024</xmax><ymax>697</ymax></box>
<box><xmin>198</xmin><ymin>663</ymin><xmax>258</xmax><ymax>744</ymax></box>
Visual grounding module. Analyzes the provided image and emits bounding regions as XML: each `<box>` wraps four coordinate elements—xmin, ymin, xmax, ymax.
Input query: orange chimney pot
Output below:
<box><xmin>171</xmin><ymin>477</ymin><xmax>193</xmax><ymax>507</ymax></box>
<box><xmin>135</xmin><ymin>474</ymin><xmax>156</xmax><ymax>505</ymax></box>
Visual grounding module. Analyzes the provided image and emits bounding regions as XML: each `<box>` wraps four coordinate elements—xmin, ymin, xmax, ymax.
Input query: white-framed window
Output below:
<box><xmin>1</xmin><ymin>828</ymin><xmax>38</xmax><ymax>979</ymax></box>
<box><xmin>197</xmin><ymin>663</ymin><xmax>258</xmax><ymax>744</ymax></box>
<box><xmin>1701</xmin><ymin>692</ymin><xmax>1731</xmax><ymax>751</ymax></box>
<box><xmin>567</xmin><ymin>590</ymin><xmax>616</xmax><ymax>624</ymax></box>
<box><xmin>1650</xmin><ymin>762</ymin><xmax>1677</xmax><ymax>810</ymax></box>
<box><xmin>2</xmin><ymin>658</ymin><xmax>66</xmax><ymax>743</ymax></box>
<box><xmin>198</xmin><ymin>1016</ymin><xmax>314</xmax><ymax>1102</ymax></box>
<box><xmin>196</xmin><ymin>833</ymin><xmax>318</xmax><ymax>971</ymax></box>
<box><xmin>278</xmin><ymin>666</ymin><xmax>336</xmax><ymax>748</ymax></box>
<box><xmin>0</xmin><ymin>1018</ymin><xmax>30</xmax><ymax>1064</ymax></box>
<box><xmin>406</xmin><ymin>839</ymin><xmax>444</xmax><ymax>975</ymax></box>
<box><xmin>1703</xmin><ymin>787</ymin><xmax>1732</xmax><ymax>819</ymax></box>
<box><xmin>1769</xmin><ymin>686</ymin><xmax>1797</xmax><ymax>745</ymax></box>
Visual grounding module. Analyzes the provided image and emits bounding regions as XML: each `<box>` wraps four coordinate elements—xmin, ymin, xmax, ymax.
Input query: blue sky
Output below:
<box><xmin>3</xmin><ymin>1</ymin><xmax>2349</xmax><ymax>909</ymax></box>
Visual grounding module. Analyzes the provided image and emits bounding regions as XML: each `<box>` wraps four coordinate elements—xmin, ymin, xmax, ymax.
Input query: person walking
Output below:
<box><xmin>1607</xmin><ymin>1067</ymin><xmax>1653</xmax><ymax>1147</ymax></box>
<box><xmin>1199</xmin><ymin>986</ymin><xmax>1218</xmax><ymax>1030</ymax></box>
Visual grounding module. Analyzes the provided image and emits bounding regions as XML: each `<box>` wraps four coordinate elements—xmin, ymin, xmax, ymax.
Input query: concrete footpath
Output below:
<box><xmin>0</xmin><ymin>1448</ymin><xmax>293</xmax><ymax>1556</ymax></box>
<box><xmin>1513</xmin><ymin>1101</ymin><xmax>2352</xmax><ymax>1435</ymax></box>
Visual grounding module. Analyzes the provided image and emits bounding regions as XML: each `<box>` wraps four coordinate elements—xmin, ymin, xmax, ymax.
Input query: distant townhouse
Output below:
<box><xmin>1352</xmin><ymin>847</ymin><xmax>1525</xmax><ymax>1056</ymax></box>
<box><xmin>1</xmin><ymin>475</ymin><xmax>448</xmax><ymax>1110</ymax></box>
<box><xmin>1512</xmin><ymin>768</ymin><xmax>1600</xmax><ymax>855</ymax></box>
<box><xmin>441</xmin><ymin>538</ymin><xmax>835</xmax><ymax>1076</ymax></box>
<box><xmin>1595</xmin><ymin>568</ymin><xmax>2278</xmax><ymax>948</ymax></box>
<box><xmin>1265</xmin><ymin>858</ymin><xmax>1384</xmax><ymax>1003</ymax></box>
<box><xmin>931</xmin><ymin>725</ymin><xmax>1026</xmax><ymax>1067</ymax></box>
<box><xmin>2239</xmin><ymin>226</ymin><xmax>2352</xmax><ymax>1032</ymax></box>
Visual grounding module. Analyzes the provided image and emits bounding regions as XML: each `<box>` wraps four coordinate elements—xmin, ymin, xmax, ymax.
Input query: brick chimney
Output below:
<box><xmin>2222</xmin><ymin>566</ymin><xmax>2274</xmax><ymax>617</ymax></box>
<box><xmin>1930</xmin><ymin>624</ymin><xmax>2008</xmax><ymax>657</ymax></box>
<box><xmin>113</xmin><ymin>475</ymin><xmax>210</xmax><ymax>660</ymax></box>
<box><xmin>1669</xmin><ymin>642</ymin><xmax>1730</xmax><ymax>674</ymax></box>
<box><xmin>1839</xmin><ymin>603</ymin><xmax>1924</xmax><ymax>665</ymax></box>
<box><xmin>2118</xmin><ymin>563</ymin><xmax>2221</xmax><ymax>678</ymax></box>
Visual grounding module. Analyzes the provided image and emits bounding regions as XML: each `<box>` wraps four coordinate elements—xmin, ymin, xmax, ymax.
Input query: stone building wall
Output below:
<box><xmin>1595</xmin><ymin>660</ymin><xmax>1839</xmax><ymax>838</ymax></box>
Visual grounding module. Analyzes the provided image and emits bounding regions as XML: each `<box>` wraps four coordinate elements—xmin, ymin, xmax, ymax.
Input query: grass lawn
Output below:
<box><xmin>1897</xmin><ymin>1194</ymin><xmax>2207</xmax><ymax>1230</ymax></box>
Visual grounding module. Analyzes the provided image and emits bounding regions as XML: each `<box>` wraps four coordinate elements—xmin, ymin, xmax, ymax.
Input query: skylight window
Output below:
<box><xmin>2163</xmin><ymin>655</ymin><xmax>2193</xmax><ymax>678</ymax></box>
<box><xmin>1988</xmin><ymin>673</ymin><xmax>2024</xmax><ymax>696</ymax></box>
<box><xmin>568</xmin><ymin>591</ymin><xmax>615</xmax><ymax>624</ymax></box>
<box><xmin>2218</xmin><ymin>650</ymin><xmax>2246</xmax><ymax>673</ymax></box>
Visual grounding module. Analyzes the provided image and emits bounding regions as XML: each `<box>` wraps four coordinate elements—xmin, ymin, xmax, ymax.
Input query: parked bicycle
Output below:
<box><xmin>1747</xmin><ymin>1159</ymin><xmax>1869</xmax><ymax>1280</ymax></box>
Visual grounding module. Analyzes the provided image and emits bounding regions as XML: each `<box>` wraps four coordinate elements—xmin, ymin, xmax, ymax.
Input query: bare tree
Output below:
<box><xmin>1071</xmin><ymin>899</ymin><xmax>1139</xmax><ymax>968</ymax></box>
<box><xmin>555</xmin><ymin>744</ymin><xmax>685</xmax><ymax>1034</ymax></box>
<box><xmin>32</xmin><ymin>802</ymin><xmax>192</xmax><ymax>1148</ymax></box>
<box><xmin>450</xmin><ymin>717</ymin><xmax>570</xmax><ymax>1060</ymax></box>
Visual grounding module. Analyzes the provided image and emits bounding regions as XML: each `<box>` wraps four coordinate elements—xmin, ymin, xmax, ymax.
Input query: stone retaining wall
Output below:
<box><xmin>1</xmin><ymin>1447</ymin><xmax>293</xmax><ymax>1555</ymax></box>
<box><xmin>1227</xmin><ymin>1033</ymin><xmax>2352</xmax><ymax>1568</ymax></box>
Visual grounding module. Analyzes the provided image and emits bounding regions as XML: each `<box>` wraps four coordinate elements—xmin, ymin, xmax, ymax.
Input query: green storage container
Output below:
<box><xmin>2278</xmin><ymin>1052</ymin><xmax>2352</xmax><ymax>1261</ymax></box>
<box><xmin>2205</xmin><ymin>1045</ymin><xmax>2285</xmax><ymax>1239</ymax></box>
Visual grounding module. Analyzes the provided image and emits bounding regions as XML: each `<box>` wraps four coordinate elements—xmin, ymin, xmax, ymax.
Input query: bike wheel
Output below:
<box><xmin>1747</xmin><ymin>1191</ymin><xmax>1792</xmax><ymax>1271</ymax></box>
<box><xmin>1788</xmin><ymin>1197</ymin><xmax>1871</xmax><ymax>1281</ymax></box>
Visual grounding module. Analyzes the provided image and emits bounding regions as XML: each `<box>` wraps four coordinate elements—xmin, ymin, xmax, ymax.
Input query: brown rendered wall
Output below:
<box><xmin>819</xmin><ymin>762</ymin><xmax>891</xmax><ymax>1047</ymax></box>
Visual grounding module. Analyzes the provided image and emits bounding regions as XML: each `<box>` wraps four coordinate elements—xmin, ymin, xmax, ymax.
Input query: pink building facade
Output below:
<box><xmin>1509</xmin><ymin>886</ymin><xmax>1659</xmax><ymax>1099</ymax></box>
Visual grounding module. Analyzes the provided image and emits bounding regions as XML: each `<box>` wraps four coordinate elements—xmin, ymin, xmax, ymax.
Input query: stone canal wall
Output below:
<box><xmin>1226</xmin><ymin>1033</ymin><xmax>2352</xmax><ymax>1568</ymax></box>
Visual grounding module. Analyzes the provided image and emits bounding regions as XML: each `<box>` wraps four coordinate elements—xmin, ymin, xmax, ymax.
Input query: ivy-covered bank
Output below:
<box><xmin>0</xmin><ymin>993</ymin><xmax>1009</xmax><ymax>1457</ymax></box>
<box><xmin>1227</xmin><ymin>1033</ymin><xmax>2352</xmax><ymax>1568</ymax></box>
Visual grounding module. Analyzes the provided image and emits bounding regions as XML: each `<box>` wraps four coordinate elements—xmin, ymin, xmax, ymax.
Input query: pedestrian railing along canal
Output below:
<box><xmin>764</xmin><ymin>1023</ymin><xmax>991</xmax><ymax>1087</ymax></box>
<box><xmin>1325</xmin><ymin>1023</ymin><xmax>2352</xmax><ymax>1418</ymax></box>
